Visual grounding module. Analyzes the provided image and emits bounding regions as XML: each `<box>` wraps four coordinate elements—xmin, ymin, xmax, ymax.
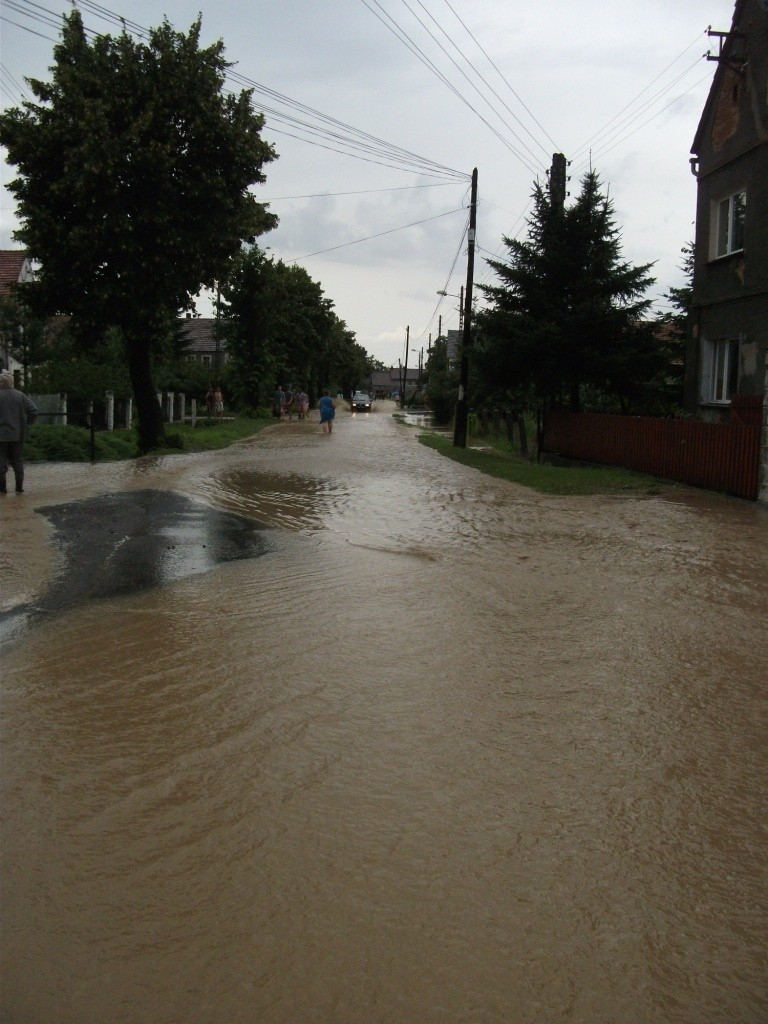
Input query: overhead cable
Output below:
<box><xmin>290</xmin><ymin>205</ymin><xmax>466</xmax><ymax>262</ymax></box>
<box><xmin>358</xmin><ymin>0</ymin><xmax>541</xmax><ymax>176</ymax></box>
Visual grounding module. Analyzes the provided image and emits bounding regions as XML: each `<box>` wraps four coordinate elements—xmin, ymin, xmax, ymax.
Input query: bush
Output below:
<box><xmin>26</xmin><ymin>424</ymin><xmax>138</xmax><ymax>461</ymax></box>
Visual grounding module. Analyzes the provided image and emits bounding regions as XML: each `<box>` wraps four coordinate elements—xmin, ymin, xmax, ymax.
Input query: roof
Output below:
<box><xmin>178</xmin><ymin>317</ymin><xmax>224</xmax><ymax>353</ymax></box>
<box><xmin>691</xmin><ymin>0</ymin><xmax>747</xmax><ymax>156</ymax></box>
<box><xmin>0</xmin><ymin>250</ymin><xmax>32</xmax><ymax>296</ymax></box>
<box><xmin>371</xmin><ymin>367</ymin><xmax>420</xmax><ymax>387</ymax></box>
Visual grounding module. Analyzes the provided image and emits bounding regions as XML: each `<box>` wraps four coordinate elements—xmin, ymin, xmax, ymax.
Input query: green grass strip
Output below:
<box><xmin>417</xmin><ymin>431</ymin><xmax>668</xmax><ymax>496</ymax></box>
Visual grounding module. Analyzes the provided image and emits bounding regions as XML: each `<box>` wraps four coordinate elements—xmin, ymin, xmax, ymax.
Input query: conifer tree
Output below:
<box><xmin>477</xmin><ymin>170</ymin><xmax>658</xmax><ymax>412</ymax></box>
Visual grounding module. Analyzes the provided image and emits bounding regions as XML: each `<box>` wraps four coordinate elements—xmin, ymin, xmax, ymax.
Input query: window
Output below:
<box><xmin>702</xmin><ymin>339</ymin><xmax>739</xmax><ymax>403</ymax></box>
<box><xmin>714</xmin><ymin>190</ymin><xmax>745</xmax><ymax>257</ymax></box>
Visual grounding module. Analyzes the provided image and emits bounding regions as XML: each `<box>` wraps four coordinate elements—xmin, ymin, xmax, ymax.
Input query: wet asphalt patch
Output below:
<box><xmin>1</xmin><ymin>490</ymin><xmax>271</xmax><ymax>640</ymax></box>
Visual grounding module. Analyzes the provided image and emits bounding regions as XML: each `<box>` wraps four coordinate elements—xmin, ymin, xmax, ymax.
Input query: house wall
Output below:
<box><xmin>685</xmin><ymin>0</ymin><xmax>768</xmax><ymax>424</ymax></box>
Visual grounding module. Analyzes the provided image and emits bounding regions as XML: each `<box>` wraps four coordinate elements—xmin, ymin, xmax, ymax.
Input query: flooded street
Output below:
<box><xmin>2</xmin><ymin>402</ymin><xmax>767</xmax><ymax>1023</ymax></box>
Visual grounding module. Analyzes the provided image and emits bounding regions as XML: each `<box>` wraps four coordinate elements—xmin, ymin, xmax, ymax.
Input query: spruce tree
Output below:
<box><xmin>477</xmin><ymin>170</ymin><xmax>657</xmax><ymax>412</ymax></box>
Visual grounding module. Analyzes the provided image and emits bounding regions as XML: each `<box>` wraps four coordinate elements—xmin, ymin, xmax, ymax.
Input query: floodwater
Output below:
<box><xmin>1</xmin><ymin>402</ymin><xmax>767</xmax><ymax>1024</ymax></box>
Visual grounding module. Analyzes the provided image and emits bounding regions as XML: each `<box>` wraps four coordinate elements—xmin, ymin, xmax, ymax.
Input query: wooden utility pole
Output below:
<box><xmin>453</xmin><ymin>168</ymin><xmax>478</xmax><ymax>448</ymax></box>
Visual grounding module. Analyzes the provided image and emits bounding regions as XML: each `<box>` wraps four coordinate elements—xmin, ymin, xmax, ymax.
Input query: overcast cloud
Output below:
<box><xmin>1</xmin><ymin>0</ymin><xmax>732</xmax><ymax>366</ymax></box>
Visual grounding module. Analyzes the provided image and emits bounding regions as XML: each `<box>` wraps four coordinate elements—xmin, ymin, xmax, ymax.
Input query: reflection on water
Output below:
<box><xmin>0</xmin><ymin>490</ymin><xmax>270</xmax><ymax>643</ymax></box>
<box><xmin>2</xmin><ymin>406</ymin><xmax>767</xmax><ymax>1024</ymax></box>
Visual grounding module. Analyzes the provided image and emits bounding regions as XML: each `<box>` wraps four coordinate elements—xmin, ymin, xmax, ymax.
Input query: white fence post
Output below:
<box><xmin>105</xmin><ymin>390</ymin><xmax>114</xmax><ymax>431</ymax></box>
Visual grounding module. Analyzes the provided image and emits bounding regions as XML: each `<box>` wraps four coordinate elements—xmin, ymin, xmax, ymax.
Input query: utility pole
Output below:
<box><xmin>549</xmin><ymin>152</ymin><xmax>567</xmax><ymax>214</ymax></box>
<box><xmin>401</xmin><ymin>326</ymin><xmax>409</xmax><ymax>408</ymax></box>
<box><xmin>453</xmin><ymin>167</ymin><xmax>477</xmax><ymax>448</ymax></box>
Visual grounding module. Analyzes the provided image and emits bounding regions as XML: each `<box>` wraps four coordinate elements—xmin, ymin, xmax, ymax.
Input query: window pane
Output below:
<box><xmin>727</xmin><ymin>339</ymin><xmax>739</xmax><ymax>398</ymax></box>
<box><xmin>717</xmin><ymin>198</ymin><xmax>729</xmax><ymax>257</ymax></box>
<box><xmin>731</xmin><ymin>191</ymin><xmax>746</xmax><ymax>251</ymax></box>
<box><xmin>713</xmin><ymin>341</ymin><xmax>726</xmax><ymax>400</ymax></box>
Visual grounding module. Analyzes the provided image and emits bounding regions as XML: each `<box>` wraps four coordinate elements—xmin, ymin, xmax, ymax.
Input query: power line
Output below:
<box><xmin>574</xmin><ymin>69</ymin><xmax>713</xmax><ymax>172</ymax></box>
<box><xmin>263</xmin><ymin>182</ymin><xmax>458</xmax><ymax>201</ymax></box>
<box><xmin>438</xmin><ymin>0</ymin><xmax>561</xmax><ymax>153</ymax></box>
<box><xmin>4</xmin><ymin>0</ymin><xmax>470</xmax><ymax>182</ymax></box>
<box><xmin>395</xmin><ymin>0</ymin><xmax>550</xmax><ymax>166</ymax></box>
<box><xmin>290</xmin><ymin>205</ymin><xmax>465</xmax><ymax>262</ymax></box>
<box><xmin>570</xmin><ymin>30</ymin><xmax>709</xmax><ymax>161</ymax></box>
<box><xmin>358</xmin><ymin>0</ymin><xmax>542</xmax><ymax>176</ymax></box>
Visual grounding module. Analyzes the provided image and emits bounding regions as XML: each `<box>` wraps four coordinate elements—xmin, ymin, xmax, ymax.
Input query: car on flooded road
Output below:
<box><xmin>350</xmin><ymin>392</ymin><xmax>372</xmax><ymax>412</ymax></box>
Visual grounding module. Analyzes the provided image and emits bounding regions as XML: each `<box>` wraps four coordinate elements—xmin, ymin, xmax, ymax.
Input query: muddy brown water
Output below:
<box><xmin>2</xmin><ymin>402</ymin><xmax>767</xmax><ymax>1023</ymax></box>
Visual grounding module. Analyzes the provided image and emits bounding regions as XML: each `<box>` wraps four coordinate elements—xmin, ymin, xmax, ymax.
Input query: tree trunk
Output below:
<box><xmin>126</xmin><ymin>329</ymin><xmax>164</xmax><ymax>453</ymax></box>
<box><xmin>517</xmin><ymin>414</ymin><xmax>529</xmax><ymax>459</ymax></box>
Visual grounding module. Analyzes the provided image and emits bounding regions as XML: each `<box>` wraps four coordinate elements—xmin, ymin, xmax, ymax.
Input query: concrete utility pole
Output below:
<box><xmin>401</xmin><ymin>326</ymin><xmax>409</xmax><ymax>408</ymax></box>
<box><xmin>549</xmin><ymin>152</ymin><xmax>567</xmax><ymax>214</ymax></box>
<box><xmin>453</xmin><ymin>168</ymin><xmax>478</xmax><ymax>448</ymax></box>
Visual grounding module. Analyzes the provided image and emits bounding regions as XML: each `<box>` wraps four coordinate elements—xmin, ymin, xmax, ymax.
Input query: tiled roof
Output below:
<box><xmin>178</xmin><ymin>317</ymin><xmax>224</xmax><ymax>353</ymax></box>
<box><xmin>0</xmin><ymin>250</ymin><xmax>30</xmax><ymax>295</ymax></box>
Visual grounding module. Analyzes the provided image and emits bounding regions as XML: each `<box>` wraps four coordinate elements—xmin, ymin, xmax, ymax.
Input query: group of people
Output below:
<box><xmin>204</xmin><ymin>386</ymin><xmax>224</xmax><ymax>418</ymax></box>
<box><xmin>273</xmin><ymin>385</ymin><xmax>336</xmax><ymax>434</ymax></box>
<box><xmin>273</xmin><ymin>386</ymin><xmax>310</xmax><ymax>421</ymax></box>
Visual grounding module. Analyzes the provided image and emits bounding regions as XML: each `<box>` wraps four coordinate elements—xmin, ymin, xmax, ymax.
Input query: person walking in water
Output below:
<box><xmin>0</xmin><ymin>370</ymin><xmax>38</xmax><ymax>494</ymax></box>
<box><xmin>318</xmin><ymin>389</ymin><xmax>336</xmax><ymax>435</ymax></box>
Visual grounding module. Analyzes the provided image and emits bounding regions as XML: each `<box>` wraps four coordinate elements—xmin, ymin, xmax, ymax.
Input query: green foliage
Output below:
<box><xmin>25</xmin><ymin>415</ymin><xmax>270</xmax><ymax>462</ymax></box>
<box><xmin>219</xmin><ymin>246</ymin><xmax>372</xmax><ymax>408</ymax></box>
<box><xmin>424</xmin><ymin>333</ymin><xmax>457</xmax><ymax>424</ymax></box>
<box><xmin>25</xmin><ymin>424</ymin><xmax>138</xmax><ymax>461</ymax></box>
<box><xmin>477</xmin><ymin>170</ymin><xmax>663</xmax><ymax>413</ymax></box>
<box><xmin>0</xmin><ymin>291</ymin><xmax>51</xmax><ymax>376</ymax></box>
<box><xmin>31</xmin><ymin>324</ymin><xmax>132</xmax><ymax>399</ymax></box>
<box><xmin>0</xmin><ymin>10</ymin><xmax>277</xmax><ymax>451</ymax></box>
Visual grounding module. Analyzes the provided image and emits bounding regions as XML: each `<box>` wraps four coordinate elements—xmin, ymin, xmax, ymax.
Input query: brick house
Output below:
<box><xmin>684</xmin><ymin>0</ymin><xmax>768</xmax><ymax>438</ymax></box>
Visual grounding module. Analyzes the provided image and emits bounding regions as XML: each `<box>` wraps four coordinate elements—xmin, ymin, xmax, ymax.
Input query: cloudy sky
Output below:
<box><xmin>1</xmin><ymin>0</ymin><xmax>733</xmax><ymax>367</ymax></box>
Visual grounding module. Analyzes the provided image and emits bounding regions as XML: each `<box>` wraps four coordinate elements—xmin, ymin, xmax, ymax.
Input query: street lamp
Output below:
<box><xmin>436</xmin><ymin>287</ymin><xmax>464</xmax><ymax>330</ymax></box>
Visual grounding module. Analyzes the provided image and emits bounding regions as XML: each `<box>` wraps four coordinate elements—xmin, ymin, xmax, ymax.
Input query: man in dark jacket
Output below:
<box><xmin>0</xmin><ymin>371</ymin><xmax>38</xmax><ymax>493</ymax></box>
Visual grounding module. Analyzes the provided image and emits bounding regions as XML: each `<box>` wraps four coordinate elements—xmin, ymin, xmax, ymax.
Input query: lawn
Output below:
<box><xmin>417</xmin><ymin>430</ymin><xmax>670</xmax><ymax>496</ymax></box>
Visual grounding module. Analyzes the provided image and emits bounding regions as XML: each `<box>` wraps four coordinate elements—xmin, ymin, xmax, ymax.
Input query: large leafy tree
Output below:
<box><xmin>477</xmin><ymin>170</ymin><xmax>658</xmax><ymax>412</ymax></box>
<box><xmin>219</xmin><ymin>247</ymin><xmax>374</xmax><ymax>408</ymax></box>
<box><xmin>0</xmin><ymin>11</ymin><xmax>277</xmax><ymax>450</ymax></box>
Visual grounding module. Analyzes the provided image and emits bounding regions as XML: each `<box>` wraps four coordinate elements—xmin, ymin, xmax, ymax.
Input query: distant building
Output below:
<box><xmin>370</xmin><ymin>366</ymin><xmax>420</xmax><ymax>398</ymax></box>
<box><xmin>446</xmin><ymin>330</ymin><xmax>461</xmax><ymax>365</ymax></box>
<box><xmin>684</xmin><ymin>0</ymin><xmax>768</xmax><ymax>426</ymax></box>
<box><xmin>179</xmin><ymin>316</ymin><xmax>226</xmax><ymax>373</ymax></box>
<box><xmin>0</xmin><ymin>249</ymin><xmax>35</xmax><ymax>374</ymax></box>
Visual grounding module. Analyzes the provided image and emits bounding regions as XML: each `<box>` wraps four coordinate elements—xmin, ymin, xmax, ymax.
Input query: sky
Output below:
<box><xmin>1</xmin><ymin>0</ymin><xmax>734</xmax><ymax>368</ymax></box>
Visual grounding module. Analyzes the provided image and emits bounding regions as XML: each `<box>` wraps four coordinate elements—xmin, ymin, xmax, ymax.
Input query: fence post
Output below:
<box><xmin>165</xmin><ymin>392</ymin><xmax>174</xmax><ymax>424</ymax></box>
<box><xmin>759</xmin><ymin>354</ymin><xmax>768</xmax><ymax>504</ymax></box>
<box><xmin>176</xmin><ymin>391</ymin><xmax>185</xmax><ymax>423</ymax></box>
<box><xmin>124</xmin><ymin>397</ymin><xmax>132</xmax><ymax>429</ymax></box>
<box><xmin>105</xmin><ymin>390</ymin><xmax>114</xmax><ymax>431</ymax></box>
<box><xmin>191</xmin><ymin>398</ymin><xmax>197</xmax><ymax>428</ymax></box>
<box><xmin>88</xmin><ymin>400</ymin><xmax>95</xmax><ymax>461</ymax></box>
<box><xmin>59</xmin><ymin>392</ymin><xmax>67</xmax><ymax>426</ymax></box>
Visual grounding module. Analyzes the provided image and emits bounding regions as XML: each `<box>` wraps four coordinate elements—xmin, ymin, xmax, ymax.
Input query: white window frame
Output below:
<box><xmin>712</xmin><ymin>190</ymin><xmax>746</xmax><ymax>259</ymax></box>
<box><xmin>701</xmin><ymin>338</ymin><xmax>739</xmax><ymax>404</ymax></box>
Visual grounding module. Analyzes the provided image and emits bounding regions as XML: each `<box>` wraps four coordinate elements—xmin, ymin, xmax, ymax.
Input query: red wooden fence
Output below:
<box><xmin>542</xmin><ymin>409</ymin><xmax>763</xmax><ymax>501</ymax></box>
